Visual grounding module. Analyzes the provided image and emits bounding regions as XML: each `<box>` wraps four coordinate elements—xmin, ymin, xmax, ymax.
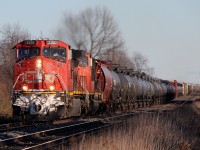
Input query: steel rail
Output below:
<box><xmin>23</xmin><ymin>123</ymin><xmax>112</xmax><ymax>150</ymax></box>
<box><xmin>0</xmin><ymin>120</ymin><xmax>100</xmax><ymax>146</ymax></box>
<box><xmin>23</xmin><ymin>113</ymin><xmax>133</xmax><ymax>150</ymax></box>
<box><xmin>0</xmin><ymin>122</ymin><xmax>49</xmax><ymax>133</ymax></box>
<box><xmin>0</xmin><ymin>122</ymin><xmax>23</xmax><ymax>129</ymax></box>
<box><xmin>0</xmin><ymin>113</ymin><xmax>134</xmax><ymax>149</ymax></box>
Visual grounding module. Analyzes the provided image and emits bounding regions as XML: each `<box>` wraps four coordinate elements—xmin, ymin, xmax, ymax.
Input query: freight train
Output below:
<box><xmin>12</xmin><ymin>40</ymin><xmax>200</xmax><ymax>120</ymax></box>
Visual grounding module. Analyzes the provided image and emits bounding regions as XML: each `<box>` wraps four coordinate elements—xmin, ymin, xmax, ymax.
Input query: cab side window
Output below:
<box><xmin>79</xmin><ymin>55</ymin><xmax>88</xmax><ymax>67</ymax></box>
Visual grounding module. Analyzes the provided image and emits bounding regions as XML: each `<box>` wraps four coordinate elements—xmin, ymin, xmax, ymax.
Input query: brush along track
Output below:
<box><xmin>0</xmin><ymin>113</ymin><xmax>134</xmax><ymax>150</ymax></box>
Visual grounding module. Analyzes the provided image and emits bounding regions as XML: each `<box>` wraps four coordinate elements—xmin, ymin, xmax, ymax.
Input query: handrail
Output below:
<box><xmin>55</xmin><ymin>73</ymin><xmax>68</xmax><ymax>92</ymax></box>
<box><xmin>13</xmin><ymin>73</ymin><xmax>24</xmax><ymax>89</ymax></box>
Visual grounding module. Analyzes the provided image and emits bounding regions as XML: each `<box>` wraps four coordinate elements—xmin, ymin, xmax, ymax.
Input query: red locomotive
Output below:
<box><xmin>12</xmin><ymin>40</ymin><xmax>199</xmax><ymax>120</ymax></box>
<box><xmin>12</xmin><ymin>40</ymin><xmax>113</xmax><ymax>119</ymax></box>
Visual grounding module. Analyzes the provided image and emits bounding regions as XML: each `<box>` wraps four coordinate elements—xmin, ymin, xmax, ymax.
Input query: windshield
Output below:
<box><xmin>43</xmin><ymin>47</ymin><xmax>66</xmax><ymax>62</ymax></box>
<box><xmin>18</xmin><ymin>48</ymin><xmax>40</xmax><ymax>59</ymax></box>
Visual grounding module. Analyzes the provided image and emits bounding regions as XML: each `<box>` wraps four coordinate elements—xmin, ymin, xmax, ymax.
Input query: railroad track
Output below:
<box><xmin>0</xmin><ymin>113</ymin><xmax>134</xmax><ymax>150</ymax></box>
<box><xmin>0</xmin><ymin>96</ymin><xmax>197</xmax><ymax>149</ymax></box>
<box><xmin>0</xmin><ymin>122</ymin><xmax>48</xmax><ymax>133</ymax></box>
<box><xmin>172</xmin><ymin>95</ymin><xmax>198</xmax><ymax>107</ymax></box>
<box><xmin>0</xmin><ymin>122</ymin><xmax>24</xmax><ymax>132</ymax></box>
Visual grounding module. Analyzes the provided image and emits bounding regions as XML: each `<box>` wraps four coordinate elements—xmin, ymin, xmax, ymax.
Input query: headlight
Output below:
<box><xmin>49</xmin><ymin>86</ymin><xmax>55</xmax><ymax>91</ymax></box>
<box><xmin>36</xmin><ymin>59</ymin><xmax>42</xmax><ymax>69</ymax></box>
<box><xmin>22</xmin><ymin>85</ymin><xmax>28</xmax><ymax>91</ymax></box>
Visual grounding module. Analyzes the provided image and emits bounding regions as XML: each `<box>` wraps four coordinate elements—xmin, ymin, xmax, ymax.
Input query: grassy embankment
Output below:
<box><xmin>68</xmin><ymin>103</ymin><xmax>200</xmax><ymax>150</ymax></box>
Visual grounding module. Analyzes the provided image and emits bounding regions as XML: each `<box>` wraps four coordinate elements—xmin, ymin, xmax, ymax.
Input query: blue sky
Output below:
<box><xmin>1</xmin><ymin>0</ymin><xmax>200</xmax><ymax>83</ymax></box>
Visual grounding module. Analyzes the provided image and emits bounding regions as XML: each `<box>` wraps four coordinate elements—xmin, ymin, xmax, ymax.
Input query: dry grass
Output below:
<box><xmin>193</xmin><ymin>101</ymin><xmax>200</xmax><ymax>115</ymax></box>
<box><xmin>67</xmin><ymin>104</ymin><xmax>200</xmax><ymax>150</ymax></box>
<box><xmin>0</xmin><ymin>69</ymin><xmax>12</xmax><ymax>117</ymax></box>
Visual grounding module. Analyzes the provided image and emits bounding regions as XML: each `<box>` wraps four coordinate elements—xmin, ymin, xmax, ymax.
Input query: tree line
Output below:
<box><xmin>0</xmin><ymin>6</ymin><xmax>154</xmax><ymax>90</ymax></box>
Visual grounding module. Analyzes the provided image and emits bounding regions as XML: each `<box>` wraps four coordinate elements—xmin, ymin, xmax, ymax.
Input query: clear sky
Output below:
<box><xmin>0</xmin><ymin>0</ymin><xmax>200</xmax><ymax>83</ymax></box>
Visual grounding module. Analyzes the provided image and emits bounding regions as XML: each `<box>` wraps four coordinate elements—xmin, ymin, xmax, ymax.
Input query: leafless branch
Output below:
<box><xmin>54</xmin><ymin>6</ymin><xmax>125</xmax><ymax>60</ymax></box>
<box><xmin>131</xmin><ymin>51</ymin><xmax>154</xmax><ymax>75</ymax></box>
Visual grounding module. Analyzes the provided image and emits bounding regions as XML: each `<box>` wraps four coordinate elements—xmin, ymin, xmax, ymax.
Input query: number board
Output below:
<box><xmin>24</xmin><ymin>40</ymin><xmax>36</xmax><ymax>45</ymax></box>
<box><xmin>47</xmin><ymin>41</ymin><xmax>58</xmax><ymax>45</ymax></box>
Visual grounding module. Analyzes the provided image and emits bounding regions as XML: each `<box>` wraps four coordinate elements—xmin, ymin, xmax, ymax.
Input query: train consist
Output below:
<box><xmin>12</xmin><ymin>40</ymin><xmax>200</xmax><ymax>120</ymax></box>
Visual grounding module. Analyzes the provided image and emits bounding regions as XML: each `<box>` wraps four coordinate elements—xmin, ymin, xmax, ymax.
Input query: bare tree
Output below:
<box><xmin>55</xmin><ymin>7</ymin><xmax>125</xmax><ymax>59</ymax></box>
<box><xmin>0</xmin><ymin>24</ymin><xmax>31</xmax><ymax>86</ymax></box>
<box><xmin>104</xmin><ymin>50</ymin><xmax>134</xmax><ymax>68</ymax></box>
<box><xmin>54</xmin><ymin>7</ymin><xmax>154</xmax><ymax>74</ymax></box>
<box><xmin>131</xmin><ymin>51</ymin><xmax>154</xmax><ymax>75</ymax></box>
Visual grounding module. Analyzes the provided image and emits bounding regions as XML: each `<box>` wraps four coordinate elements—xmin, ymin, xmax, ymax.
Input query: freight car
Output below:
<box><xmin>11</xmin><ymin>40</ymin><xmax>193</xmax><ymax>120</ymax></box>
